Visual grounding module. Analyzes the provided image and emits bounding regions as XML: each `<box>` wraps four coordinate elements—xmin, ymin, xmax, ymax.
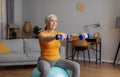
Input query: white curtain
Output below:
<box><xmin>0</xmin><ymin>0</ymin><xmax>6</xmax><ymax>40</ymax></box>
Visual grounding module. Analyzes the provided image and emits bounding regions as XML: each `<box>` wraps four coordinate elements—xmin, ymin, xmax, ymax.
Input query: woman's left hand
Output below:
<box><xmin>82</xmin><ymin>32</ymin><xmax>88</xmax><ymax>39</ymax></box>
<box><xmin>61</xmin><ymin>33</ymin><xmax>67</xmax><ymax>40</ymax></box>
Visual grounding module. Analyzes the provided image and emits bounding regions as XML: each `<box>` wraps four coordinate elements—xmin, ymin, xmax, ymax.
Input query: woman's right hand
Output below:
<box><xmin>82</xmin><ymin>32</ymin><xmax>88</xmax><ymax>39</ymax></box>
<box><xmin>61</xmin><ymin>33</ymin><xmax>67</xmax><ymax>40</ymax></box>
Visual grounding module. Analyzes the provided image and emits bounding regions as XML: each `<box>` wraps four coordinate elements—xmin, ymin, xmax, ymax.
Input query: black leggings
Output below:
<box><xmin>37</xmin><ymin>58</ymin><xmax>80</xmax><ymax>77</ymax></box>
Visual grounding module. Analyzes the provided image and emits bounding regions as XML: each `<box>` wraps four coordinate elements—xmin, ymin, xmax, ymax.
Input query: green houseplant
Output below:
<box><xmin>33</xmin><ymin>26</ymin><xmax>42</xmax><ymax>38</ymax></box>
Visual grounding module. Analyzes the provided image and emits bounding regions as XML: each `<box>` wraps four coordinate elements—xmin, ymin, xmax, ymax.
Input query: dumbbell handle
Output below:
<box><xmin>55</xmin><ymin>34</ymin><xmax>70</xmax><ymax>40</ymax></box>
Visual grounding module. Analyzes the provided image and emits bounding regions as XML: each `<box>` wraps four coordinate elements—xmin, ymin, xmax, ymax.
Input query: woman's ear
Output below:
<box><xmin>45</xmin><ymin>21</ymin><xmax>49</xmax><ymax>26</ymax></box>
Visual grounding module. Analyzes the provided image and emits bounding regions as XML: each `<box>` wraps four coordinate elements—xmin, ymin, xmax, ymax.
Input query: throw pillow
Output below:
<box><xmin>0</xmin><ymin>42</ymin><xmax>10</xmax><ymax>54</ymax></box>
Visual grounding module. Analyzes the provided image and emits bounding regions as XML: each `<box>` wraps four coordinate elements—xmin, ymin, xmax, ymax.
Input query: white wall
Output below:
<box><xmin>14</xmin><ymin>0</ymin><xmax>22</xmax><ymax>28</ymax></box>
<box><xmin>22</xmin><ymin>0</ymin><xmax>38</xmax><ymax>27</ymax></box>
<box><xmin>20</xmin><ymin>0</ymin><xmax>120</xmax><ymax>63</ymax></box>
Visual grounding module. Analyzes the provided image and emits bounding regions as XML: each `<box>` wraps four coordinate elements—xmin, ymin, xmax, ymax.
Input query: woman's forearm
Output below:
<box><xmin>38</xmin><ymin>34</ymin><xmax>55</xmax><ymax>42</ymax></box>
<box><xmin>70</xmin><ymin>34</ymin><xmax>79</xmax><ymax>41</ymax></box>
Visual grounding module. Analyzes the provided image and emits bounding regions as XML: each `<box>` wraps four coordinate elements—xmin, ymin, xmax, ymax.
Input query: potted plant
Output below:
<box><xmin>11</xmin><ymin>31</ymin><xmax>17</xmax><ymax>39</ymax></box>
<box><xmin>33</xmin><ymin>26</ymin><xmax>42</xmax><ymax>38</ymax></box>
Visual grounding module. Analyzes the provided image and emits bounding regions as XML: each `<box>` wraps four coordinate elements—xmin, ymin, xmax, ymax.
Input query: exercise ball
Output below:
<box><xmin>30</xmin><ymin>67</ymin><xmax>70</xmax><ymax>77</ymax></box>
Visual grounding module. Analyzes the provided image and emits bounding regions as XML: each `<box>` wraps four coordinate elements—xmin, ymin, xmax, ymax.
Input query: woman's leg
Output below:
<box><xmin>55</xmin><ymin>59</ymin><xmax>80</xmax><ymax>77</ymax></box>
<box><xmin>37</xmin><ymin>58</ymin><xmax>50</xmax><ymax>77</ymax></box>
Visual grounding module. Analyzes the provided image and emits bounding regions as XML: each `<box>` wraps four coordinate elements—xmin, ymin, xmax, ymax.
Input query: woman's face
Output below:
<box><xmin>46</xmin><ymin>16</ymin><xmax>58</xmax><ymax>30</ymax></box>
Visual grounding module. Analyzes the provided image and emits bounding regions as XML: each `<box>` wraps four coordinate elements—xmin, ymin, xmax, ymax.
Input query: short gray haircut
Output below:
<box><xmin>44</xmin><ymin>14</ymin><xmax>58</xmax><ymax>22</ymax></box>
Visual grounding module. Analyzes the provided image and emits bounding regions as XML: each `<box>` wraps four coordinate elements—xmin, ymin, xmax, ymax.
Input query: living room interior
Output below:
<box><xmin>0</xmin><ymin>0</ymin><xmax>120</xmax><ymax>77</ymax></box>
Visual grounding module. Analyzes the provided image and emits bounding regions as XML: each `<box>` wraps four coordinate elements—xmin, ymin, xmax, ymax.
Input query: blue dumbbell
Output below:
<box><xmin>55</xmin><ymin>34</ymin><xmax>70</xmax><ymax>40</ymax></box>
<box><xmin>79</xmin><ymin>33</ymin><xmax>92</xmax><ymax>40</ymax></box>
<box><xmin>55</xmin><ymin>35</ymin><xmax>62</xmax><ymax>40</ymax></box>
<box><xmin>87</xmin><ymin>33</ymin><xmax>92</xmax><ymax>39</ymax></box>
<box><xmin>66</xmin><ymin>35</ymin><xmax>70</xmax><ymax>40</ymax></box>
<box><xmin>79</xmin><ymin>34</ymin><xmax>85</xmax><ymax>40</ymax></box>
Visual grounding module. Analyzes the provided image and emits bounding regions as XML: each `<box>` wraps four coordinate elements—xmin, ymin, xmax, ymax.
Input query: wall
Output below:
<box><xmin>21</xmin><ymin>0</ymin><xmax>120</xmax><ymax>63</ymax></box>
<box><xmin>14</xmin><ymin>0</ymin><xmax>22</xmax><ymax>29</ymax></box>
<box><xmin>22</xmin><ymin>0</ymin><xmax>38</xmax><ymax>27</ymax></box>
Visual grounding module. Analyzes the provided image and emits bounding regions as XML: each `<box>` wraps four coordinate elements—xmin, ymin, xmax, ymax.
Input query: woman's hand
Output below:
<box><xmin>70</xmin><ymin>32</ymin><xmax>88</xmax><ymax>41</ymax></box>
<box><xmin>82</xmin><ymin>32</ymin><xmax>88</xmax><ymax>39</ymax></box>
<box><xmin>61</xmin><ymin>33</ymin><xmax>67</xmax><ymax>40</ymax></box>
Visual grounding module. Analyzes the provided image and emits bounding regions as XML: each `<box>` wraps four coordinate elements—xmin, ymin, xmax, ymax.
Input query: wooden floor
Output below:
<box><xmin>0</xmin><ymin>61</ymin><xmax>120</xmax><ymax>77</ymax></box>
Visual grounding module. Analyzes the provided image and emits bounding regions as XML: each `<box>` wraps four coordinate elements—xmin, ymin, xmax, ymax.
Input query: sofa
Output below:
<box><xmin>0</xmin><ymin>39</ymin><xmax>66</xmax><ymax>66</ymax></box>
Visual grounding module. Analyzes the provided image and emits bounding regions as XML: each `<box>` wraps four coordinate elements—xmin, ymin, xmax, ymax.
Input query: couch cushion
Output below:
<box><xmin>0</xmin><ymin>42</ymin><xmax>10</xmax><ymax>54</ymax></box>
<box><xmin>0</xmin><ymin>53</ymin><xmax>27</xmax><ymax>62</ymax></box>
<box><xmin>24</xmin><ymin>39</ymin><xmax>40</xmax><ymax>54</ymax></box>
<box><xmin>26</xmin><ymin>52</ymin><xmax>40</xmax><ymax>61</ymax></box>
<box><xmin>1</xmin><ymin>39</ymin><xmax>24</xmax><ymax>53</ymax></box>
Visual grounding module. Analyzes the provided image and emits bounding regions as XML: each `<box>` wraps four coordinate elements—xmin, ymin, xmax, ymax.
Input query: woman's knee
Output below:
<box><xmin>37</xmin><ymin>59</ymin><xmax>50</xmax><ymax>72</ymax></box>
<box><xmin>73</xmin><ymin>62</ymin><xmax>80</xmax><ymax>70</ymax></box>
<box><xmin>67</xmin><ymin>60</ymin><xmax>80</xmax><ymax>71</ymax></box>
<box><xmin>56</xmin><ymin>59</ymin><xmax>80</xmax><ymax>70</ymax></box>
<box><xmin>68</xmin><ymin>60</ymin><xmax>80</xmax><ymax>69</ymax></box>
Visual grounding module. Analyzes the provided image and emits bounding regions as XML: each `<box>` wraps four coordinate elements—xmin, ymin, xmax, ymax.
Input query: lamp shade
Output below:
<box><xmin>115</xmin><ymin>17</ymin><xmax>120</xmax><ymax>28</ymax></box>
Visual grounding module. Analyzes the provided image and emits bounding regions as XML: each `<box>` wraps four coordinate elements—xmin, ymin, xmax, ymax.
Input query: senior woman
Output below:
<box><xmin>37</xmin><ymin>14</ymin><xmax>88</xmax><ymax>77</ymax></box>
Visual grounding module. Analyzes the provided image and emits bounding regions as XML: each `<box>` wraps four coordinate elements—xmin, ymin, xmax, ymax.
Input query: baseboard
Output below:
<box><xmin>72</xmin><ymin>57</ymin><xmax>120</xmax><ymax>64</ymax></box>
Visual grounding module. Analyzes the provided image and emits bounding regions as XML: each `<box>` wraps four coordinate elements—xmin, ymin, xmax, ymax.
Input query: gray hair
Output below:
<box><xmin>44</xmin><ymin>14</ymin><xmax>58</xmax><ymax>22</ymax></box>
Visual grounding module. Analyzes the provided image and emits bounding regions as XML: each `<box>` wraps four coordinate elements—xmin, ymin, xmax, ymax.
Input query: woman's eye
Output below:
<box><xmin>55</xmin><ymin>20</ymin><xmax>58</xmax><ymax>22</ymax></box>
<box><xmin>50</xmin><ymin>20</ymin><xmax>57</xmax><ymax>23</ymax></box>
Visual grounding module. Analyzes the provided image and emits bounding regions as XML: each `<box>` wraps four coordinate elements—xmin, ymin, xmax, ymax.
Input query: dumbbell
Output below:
<box><xmin>79</xmin><ymin>33</ymin><xmax>92</xmax><ymax>40</ymax></box>
<box><xmin>55</xmin><ymin>34</ymin><xmax>70</xmax><ymax>40</ymax></box>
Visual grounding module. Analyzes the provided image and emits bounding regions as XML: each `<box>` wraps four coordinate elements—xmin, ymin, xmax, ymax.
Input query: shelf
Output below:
<box><xmin>7</xmin><ymin>26</ymin><xmax>21</xmax><ymax>39</ymax></box>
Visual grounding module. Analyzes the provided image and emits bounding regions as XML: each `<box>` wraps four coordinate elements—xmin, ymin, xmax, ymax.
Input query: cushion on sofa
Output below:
<box><xmin>1</xmin><ymin>39</ymin><xmax>24</xmax><ymax>53</ymax></box>
<box><xmin>0</xmin><ymin>53</ymin><xmax>27</xmax><ymax>62</ymax></box>
<box><xmin>26</xmin><ymin>52</ymin><xmax>40</xmax><ymax>61</ymax></box>
<box><xmin>24</xmin><ymin>39</ymin><xmax>40</xmax><ymax>54</ymax></box>
<box><xmin>0</xmin><ymin>42</ymin><xmax>10</xmax><ymax>54</ymax></box>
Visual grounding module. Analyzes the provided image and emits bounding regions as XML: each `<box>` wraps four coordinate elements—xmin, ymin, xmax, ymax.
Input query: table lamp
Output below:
<box><xmin>84</xmin><ymin>23</ymin><xmax>100</xmax><ymax>38</ymax></box>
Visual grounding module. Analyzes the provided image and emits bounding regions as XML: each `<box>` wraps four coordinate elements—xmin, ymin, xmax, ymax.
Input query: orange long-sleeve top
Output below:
<box><xmin>39</xmin><ymin>30</ymin><xmax>63</xmax><ymax>60</ymax></box>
